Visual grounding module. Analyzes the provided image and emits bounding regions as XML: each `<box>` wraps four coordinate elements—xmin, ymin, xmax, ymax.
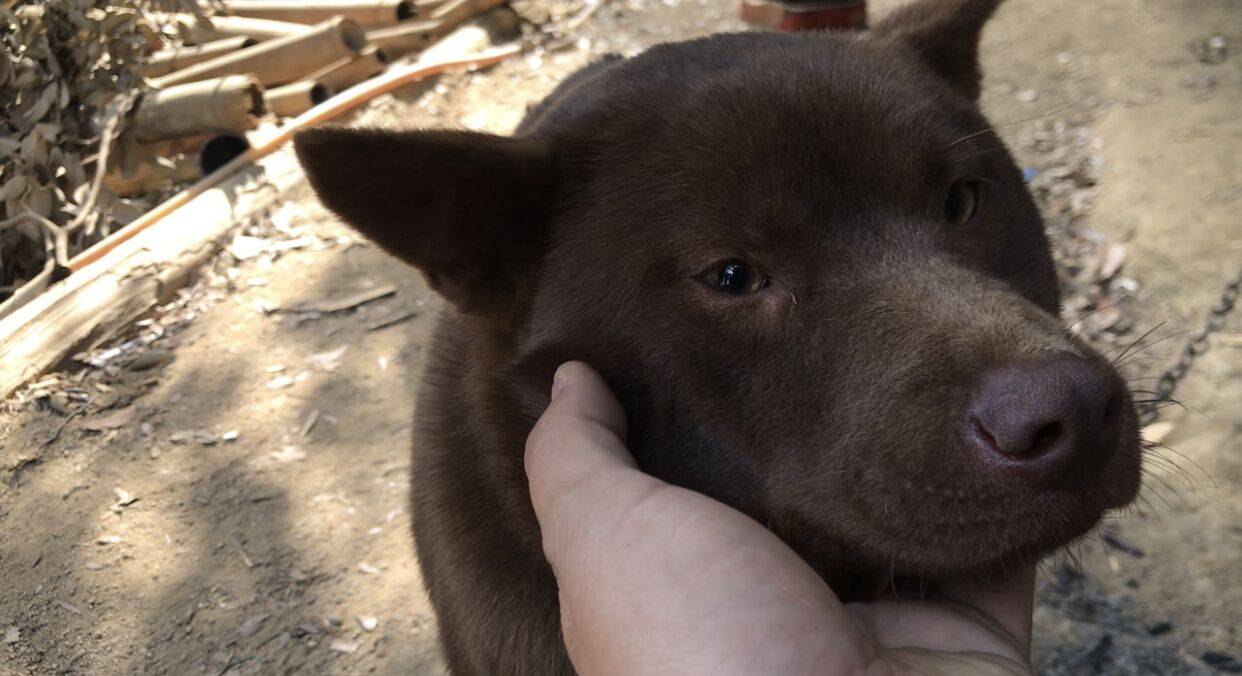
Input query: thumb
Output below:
<box><xmin>525</xmin><ymin>361</ymin><xmax>657</xmax><ymax>559</ymax></box>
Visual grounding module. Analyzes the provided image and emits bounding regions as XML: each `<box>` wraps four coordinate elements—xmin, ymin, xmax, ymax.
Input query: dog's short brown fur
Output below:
<box><xmin>295</xmin><ymin>0</ymin><xmax>1141</xmax><ymax>672</ymax></box>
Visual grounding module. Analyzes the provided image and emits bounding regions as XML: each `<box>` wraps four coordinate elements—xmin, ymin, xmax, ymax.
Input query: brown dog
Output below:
<box><xmin>295</xmin><ymin>0</ymin><xmax>1141</xmax><ymax>671</ymax></box>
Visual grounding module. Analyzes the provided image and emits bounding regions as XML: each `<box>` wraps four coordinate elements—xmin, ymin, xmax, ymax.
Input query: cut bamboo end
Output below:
<box><xmin>132</xmin><ymin>75</ymin><xmax>266</xmax><ymax>142</ymax></box>
<box><xmin>139</xmin><ymin>37</ymin><xmax>260</xmax><ymax>78</ymax></box>
<box><xmin>222</xmin><ymin>0</ymin><xmax>418</xmax><ymax>28</ymax></box>
<box><xmin>266</xmin><ymin>81</ymin><xmax>332</xmax><ymax>117</ymax></box>
<box><xmin>103</xmin><ymin>135</ymin><xmax>251</xmax><ymax>197</ymax></box>
<box><xmin>200</xmin><ymin>135</ymin><xmax>254</xmax><ymax>174</ymax></box>
<box><xmin>207</xmin><ymin>15</ymin><xmax>313</xmax><ymax>40</ymax></box>
<box><xmin>308</xmin><ymin>46</ymin><xmax>390</xmax><ymax>92</ymax></box>
<box><xmin>366</xmin><ymin>20</ymin><xmax>439</xmax><ymax>57</ymax></box>
<box><xmin>151</xmin><ymin>16</ymin><xmax>368</xmax><ymax>89</ymax></box>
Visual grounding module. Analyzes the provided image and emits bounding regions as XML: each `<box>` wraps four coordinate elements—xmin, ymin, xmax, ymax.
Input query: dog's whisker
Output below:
<box><xmin>1139</xmin><ymin>451</ymin><xmax>1199</xmax><ymax>488</ymax></box>
<box><xmin>944</xmin><ymin>103</ymin><xmax>1079</xmax><ymax>149</ymax></box>
<box><xmin>1106</xmin><ymin>320</ymin><xmax>1168</xmax><ymax>363</ymax></box>
<box><xmin>1142</xmin><ymin>441</ymin><xmax>1215</xmax><ymax>487</ymax></box>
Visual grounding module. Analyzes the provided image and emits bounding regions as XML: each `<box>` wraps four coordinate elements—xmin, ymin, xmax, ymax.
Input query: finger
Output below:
<box><xmin>939</xmin><ymin>566</ymin><xmax>1036</xmax><ymax>658</ymax></box>
<box><xmin>549</xmin><ymin>361</ymin><xmax>629</xmax><ymax>441</ymax></box>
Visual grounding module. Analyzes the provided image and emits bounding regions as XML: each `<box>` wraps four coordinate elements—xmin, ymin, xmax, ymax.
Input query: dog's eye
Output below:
<box><xmin>946</xmin><ymin>180</ymin><xmax>981</xmax><ymax>225</ymax></box>
<box><xmin>706</xmin><ymin>260</ymin><xmax>770</xmax><ymax>295</ymax></box>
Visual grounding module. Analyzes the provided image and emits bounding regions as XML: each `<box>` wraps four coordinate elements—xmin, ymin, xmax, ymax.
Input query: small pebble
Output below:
<box><xmin>1146</xmin><ymin>621</ymin><xmax>1173</xmax><ymax>636</ymax></box>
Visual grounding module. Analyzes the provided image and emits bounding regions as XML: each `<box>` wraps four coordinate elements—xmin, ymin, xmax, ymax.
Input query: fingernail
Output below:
<box><xmin>550</xmin><ymin>367</ymin><xmax>568</xmax><ymax>400</ymax></box>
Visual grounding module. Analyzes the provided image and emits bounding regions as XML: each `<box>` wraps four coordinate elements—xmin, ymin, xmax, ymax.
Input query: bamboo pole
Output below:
<box><xmin>366</xmin><ymin>20</ymin><xmax>439</xmax><ymax>57</ymax></box>
<box><xmin>306</xmin><ymin>46</ymin><xmax>389</xmax><ymax>92</ymax></box>
<box><xmin>267</xmin><ymin>81</ymin><xmax>332</xmax><ymax>117</ymax></box>
<box><xmin>139</xmin><ymin>37</ymin><xmax>259</xmax><ymax>78</ymax></box>
<box><xmin>207</xmin><ymin>15</ymin><xmax>312</xmax><ymax>40</ymax></box>
<box><xmin>151</xmin><ymin>16</ymin><xmax>367</xmax><ymax>88</ymax></box>
<box><xmin>132</xmin><ymin>75</ymin><xmax>266</xmax><ymax>141</ymax></box>
<box><xmin>221</xmin><ymin>0</ymin><xmax>418</xmax><ymax>27</ymax></box>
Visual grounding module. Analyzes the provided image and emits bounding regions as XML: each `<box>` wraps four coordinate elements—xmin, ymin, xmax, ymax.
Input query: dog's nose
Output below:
<box><xmin>966</xmin><ymin>354</ymin><xmax>1125</xmax><ymax>486</ymax></box>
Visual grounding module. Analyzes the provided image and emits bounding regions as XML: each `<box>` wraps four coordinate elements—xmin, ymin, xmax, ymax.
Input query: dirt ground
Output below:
<box><xmin>2</xmin><ymin>0</ymin><xmax>1239</xmax><ymax>673</ymax></box>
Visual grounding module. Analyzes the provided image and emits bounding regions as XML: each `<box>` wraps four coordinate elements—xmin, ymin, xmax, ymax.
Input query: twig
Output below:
<box><xmin>230</xmin><ymin>535</ymin><xmax>255</xmax><ymax>568</ymax></box>
<box><xmin>42</xmin><ymin>406</ymin><xmax>84</xmax><ymax>446</ymax></box>
<box><xmin>298</xmin><ymin>409</ymin><xmax>320</xmax><ymax>439</ymax></box>
<box><xmin>64</xmin><ymin>91</ymin><xmax>139</xmax><ymax>258</ymax></box>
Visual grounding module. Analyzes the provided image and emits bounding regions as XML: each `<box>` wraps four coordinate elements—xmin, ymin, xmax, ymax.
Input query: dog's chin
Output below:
<box><xmin>878</xmin><ymin>482</ymin><xmax>1139</xmax><ymax>583</ymax></box>
<box><xmin>835</xmin><ymin>468</ymin><xmax>1141</xmax><ymax>585</ymax></box>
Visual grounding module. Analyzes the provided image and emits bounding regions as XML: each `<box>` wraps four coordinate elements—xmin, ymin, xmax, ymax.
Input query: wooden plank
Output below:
<box><xmin>0</xmin><ymin>151</ymin><xmax>303</xmax><ymax>400</ymax></box>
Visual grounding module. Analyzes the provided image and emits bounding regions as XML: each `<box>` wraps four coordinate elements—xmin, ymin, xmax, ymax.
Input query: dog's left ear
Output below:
<box><xmin>872</xmin><ymin>0</ymin><xmax>1003</xmax><ymax>101</ymax></box>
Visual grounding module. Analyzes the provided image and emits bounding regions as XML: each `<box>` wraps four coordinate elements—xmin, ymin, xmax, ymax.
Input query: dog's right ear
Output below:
<box><xmin>293</xmin><ymin>127</ymin><xmax>554</xmax><ymax>316</ymax></box>
<box><xmin>872</xmin><ymin>0</ymin><xmax>1003</xmax><ymax>101</ymax></box>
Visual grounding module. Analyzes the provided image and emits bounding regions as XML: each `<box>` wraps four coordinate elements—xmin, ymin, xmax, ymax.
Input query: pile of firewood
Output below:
<box><xmin>0</xmin><ymin>0</ymin><xmax>504</xmax><ymax>317</ymax></box>
<box><xmin>112</xmin><ymin>0</ymin><xmax>505</xmax><ymax>196</ymax></box>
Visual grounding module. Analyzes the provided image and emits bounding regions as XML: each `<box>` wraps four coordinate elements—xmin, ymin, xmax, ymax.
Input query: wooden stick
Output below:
<box><xmin>221</xmin><ymin>0</ymin><xmax>418</xmax><ymax>28</ymax></box>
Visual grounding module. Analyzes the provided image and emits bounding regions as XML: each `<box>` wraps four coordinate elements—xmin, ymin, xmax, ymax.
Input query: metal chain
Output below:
<box><xmin>1138</xmin><ymin>267</ymin><xmax>1242</xmax><ymax>426</ymax></box>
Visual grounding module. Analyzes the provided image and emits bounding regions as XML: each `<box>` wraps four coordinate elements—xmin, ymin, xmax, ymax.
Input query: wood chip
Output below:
<box><xmin>281</xmin><ymin>284</ymin><xmax>396</xmax><ymax>314</ymax></box>
<box><xmin>365</xmin><ymin>309</ymin><xmax>416</xmax><ymax>331</ymax></box>
<box><xmin>127</xmin><ymin>349</ymin><xmax>174</xmax><ymax>371</ymax></box>
<box><xmin>1141</xmin><ymin>421</ymin><xmax>1175</xmax><ymax>445</ymax></box>
<box><xmin>56</xmin><ymin>600</ymin><xmax>82</xmax><ymax>615</ymax></box>
<box><xmin>236</xmin><ymin>613</ymin><xmax>268</xmax><ymax>638</ymax></box>
<box><xmin>1096</xmin><ymin>242</ymin><xmax>1127</xmax><ymax>281</ymax></box>
<box><xmin>113</xmin><ymin>487</ymin><xmax>138</xmax><ymax>506</ymax></box>
<box><xmin>298</xmin><ymin>409</ymin><xmax>320</xmax><ymax>439</ymax></box>
<box><xmin>329</xmin><ymin>637</ymin><xmax>361</xmax><ymax>654</ymax></box>
<box><xmin>79</xmin><ymin>404</ymin><xmax>136</xmax><ymax>432</ymax></box>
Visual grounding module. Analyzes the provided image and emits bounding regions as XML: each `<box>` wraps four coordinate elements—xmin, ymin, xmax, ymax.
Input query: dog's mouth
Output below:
<box><xmin>866</xmin><ymin>427</ymin><xmax>1142</xmax><ymax>577</ymax></box>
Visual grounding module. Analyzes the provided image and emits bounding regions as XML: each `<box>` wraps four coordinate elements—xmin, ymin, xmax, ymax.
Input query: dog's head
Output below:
<box><xmin>296</xmin><ymin>0</ymin><xmax>1140</xmax><ymax>591</ymax></box>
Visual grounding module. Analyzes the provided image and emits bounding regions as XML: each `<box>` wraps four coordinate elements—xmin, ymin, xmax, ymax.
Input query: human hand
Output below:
<box><xmin>525</xmin><ymin>361</ymin><xmax>1035</xmax><ymax>675</ymax></box>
